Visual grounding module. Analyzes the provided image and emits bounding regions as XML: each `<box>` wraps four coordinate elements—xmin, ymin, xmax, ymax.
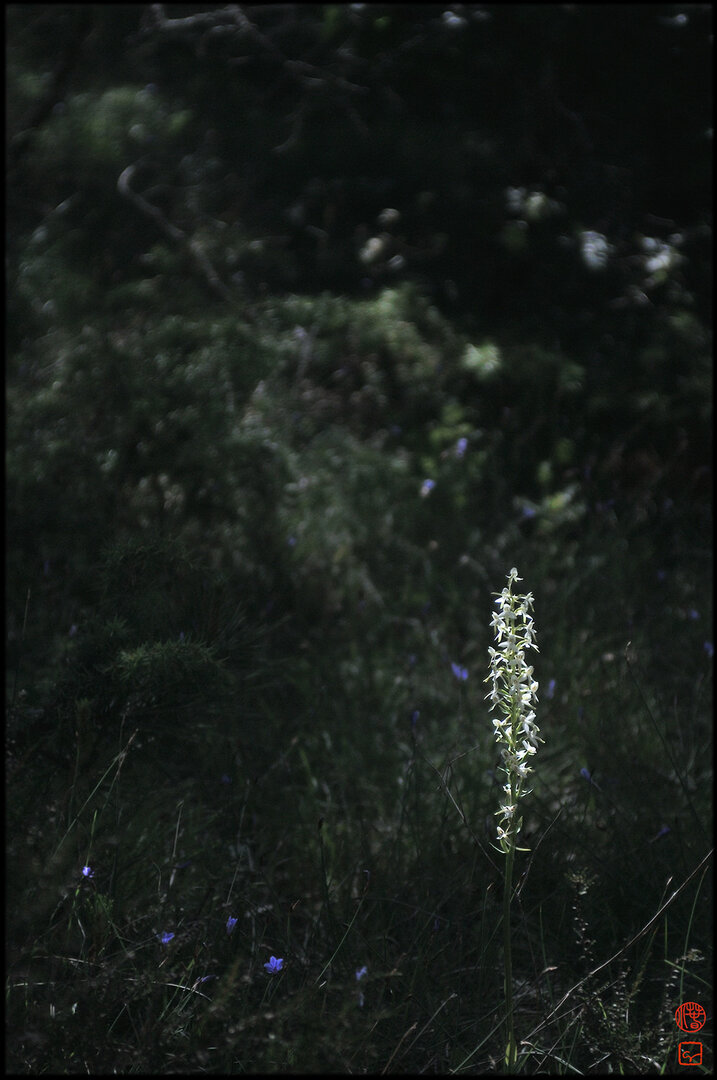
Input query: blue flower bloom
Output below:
<box><xmin>688</xmin><ymin>608</ymin><xmax>699</xmax><ymax>620</ymax></box>
<box><xmin>420</xmin><ymin>478</ymin><xmax>435</xmax><ymax>497</ymax></box>
<box><xmin>226</xmin><ymin>916</ymin><xmax>238</xmax><ymax>934</ymax></box>
<box><xmin>704</xmin><ymin>641</ymin><xmax>714</xmax><ymax>659</ymax></box>
<box><xmin>410</xmin><ymin>708</ymin><xmax>420</xmax><ymax>731</ymax></box>
<box><xmin>455</xmin><ymin>437</ymin><xmax>468</xmax><ymax>458</ymax></box>
<box><xmin>451</xmin><ymin>661</ymin><xmax>468</xmax><ymax>681</ymax></box>
<box><xmin>546</xmin><ymin>678</ymin><xmax>556</xmax><ymax>700</ymax></box>
<box><xmin>159</xmin><ymin>932</ymin><xmax>175</xmax><ymax>945</ymax></box>
<box><xmin>355</xmin><ymin>965</ymin><xmax>368</xmax><ymax>981</ymax></box>
<box><xmin>655</xmin><ymin>824</ymin><xmax>670</xmax><ymax>840</ymax></box>
<box><xmin>580</xmin><ymin>767</ymin><xmax>592</xmax><ymax>783</ymax></box>
<box><xmin>82</xmin><ymin>865</ymin><xmax>94</xmax><ymax>878</ymax></box>
<box><xmin>264</xmin><ymin>955</ymin><xmax>284</xmax><ymax>973</ymax></box>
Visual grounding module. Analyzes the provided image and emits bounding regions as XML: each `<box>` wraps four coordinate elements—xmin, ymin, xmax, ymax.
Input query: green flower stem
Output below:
<box><xmin>503</xmin><ymin>837</ymin><xmax>517</xmax><ymax>1070</ymax></box>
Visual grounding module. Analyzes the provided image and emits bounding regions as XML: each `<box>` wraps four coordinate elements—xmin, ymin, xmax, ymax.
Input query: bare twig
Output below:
<box><xmin>117</xmin><ymin>161</ymin><xmax>235</xmax><ymax>304</ymax></box>
<box><xmin>147</xmin><ymin>5</ymin><xmax>368</xmax><ymax>108</ymax></box>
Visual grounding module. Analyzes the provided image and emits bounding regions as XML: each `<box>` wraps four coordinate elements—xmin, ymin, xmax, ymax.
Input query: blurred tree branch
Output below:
<box><xmin>8</xmin><ymin>7</ymin><xmax>94</xmax><ymax>166</ymax></box>
<box><xmin>117</xmin><ymin>160</ymin><xmax>237</xmax><ymax>306</ymax></box>
<box><xmin>144</xmin><ymin>3</ymin><xmax>369</xmax><ymax>147</ymax></box>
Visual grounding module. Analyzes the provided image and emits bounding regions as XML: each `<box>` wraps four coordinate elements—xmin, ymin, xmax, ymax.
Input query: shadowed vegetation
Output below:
<box><xmin>7</xmin><ymin>4</ymin><xmax>712</xmax><ymax>1073</ymax></box>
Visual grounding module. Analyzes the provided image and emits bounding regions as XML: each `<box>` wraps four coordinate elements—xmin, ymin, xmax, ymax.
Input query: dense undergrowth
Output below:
<box><xmin>7</xmin><ymin>279</ymin><xmax>712</xmax><ymax>1073</ymax></box>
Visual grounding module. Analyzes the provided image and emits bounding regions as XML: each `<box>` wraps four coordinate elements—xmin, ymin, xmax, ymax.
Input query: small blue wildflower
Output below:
<box><xmin>159</xmin><ymin>932</ymin><xmax>175</xmax><ymax>945</ymax></box>
<box><xmin>221</xmin><ymin>773</ymin><xmax>232</xmax><ymax>784</ymax></box>
<box><xmin>655</xmin><ymin>824</ymin><xmax>670</xmax><ymax>840</ymax></box>
<box><xmin>408</xmin><ymin>653</ymin><xmax>416</xmax><ymax>667</ymax></box>
<box><xmin>451</xmin><ymin>661</ymin><xmax>468</xmax><ymax>681</ymax></box>
<box><xmin>288</xmin><ymin>535</ymin><xmax>297</xmax><ymax>547</ymax></box>
<box><xmin>43</xmin><ymin>559</ymin><xmax>51</xmax><ymax>576</ymax></box>
<box><xmin>455</xmin><ymin>437</ymin><xmax>468</xmax><ymax>458</ymax></box>
<box><xmin>704</xmin><ymin>641</ymin><xmax>714</xmax><ymax>659</ymax></box>
<box><xmin>580</xmin><ymin>767</ymin><xmax>603</xmax><ymax>792</ymax></box>
<box><xmin>355</xmin><ymin>965</ymin><xmax>368</xmax><ymax>981</ymax></box>
<box><xmin>264</xmin><ymin>956</ymin><xmax>284</xmax><ymax>974</ymax></box>
<box><xmin>226</xmin><ymin>916</ymin><xmax>238</xmax><ymax>935</ymax></box>
<box><xmin>521</xmin><ymin>505</ymin><xmax>537</xmax><ymax>519</ymax></box>
<box><xmin>410</xmin><ymin>708</ymin><xmax>420</xmax><ymax>731</ymax></box>
<box><xmin>420</xmin><ymin>478</ymin><xmax>435</xmax><ymax>497</ymax></box>
<box><xmin>545</xmin><ymin>678</ymin><xmax>556</xmax><ymax>699</ymax></box>
<box><xmin>82</xmin><ymin>865</ymin><xmax>94</xmax><ymax>878</ymax></box>
<box><xmin>688</xmin><ymin>608</ymin><xmax>699</xmax><ymax>621</ymax></box>
<box><xmin>357</xmin><ymin>991</ymin><xmax>365</xmax><ymax>1007</ymax></box>
<box><xmin>69</xmin><ymin>624</ymin><xmax>78</xmax><ymax>638</ymax></box>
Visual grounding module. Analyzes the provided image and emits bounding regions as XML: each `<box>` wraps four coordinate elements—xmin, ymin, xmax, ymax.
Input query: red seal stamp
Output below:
<box><xmin>675</xmin><ymin>1002</ymin><xmax>706</xmax><ymax>1032</ymax></box>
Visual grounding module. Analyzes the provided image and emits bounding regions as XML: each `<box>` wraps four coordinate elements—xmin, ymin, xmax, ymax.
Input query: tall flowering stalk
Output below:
<box><xmin>485</xmin><ymin>568</ymin><xmax>542</xmax><ymax>1070</ymax></box>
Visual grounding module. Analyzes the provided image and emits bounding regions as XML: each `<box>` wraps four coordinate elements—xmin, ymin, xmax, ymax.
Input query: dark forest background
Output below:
<box><xmin>6</xmin><ymin>4</ymin><xmax>713</xmax><ymax>1074</ymax></box>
